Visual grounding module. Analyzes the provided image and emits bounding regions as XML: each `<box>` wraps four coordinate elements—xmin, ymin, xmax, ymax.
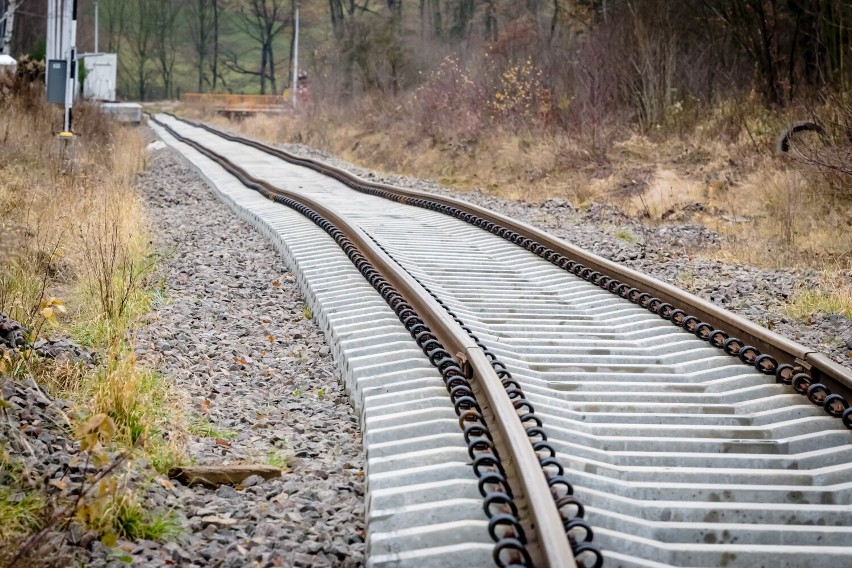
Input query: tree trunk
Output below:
<box><xmin>329</xmin><ymin>0</ymin><xmax>344</xmax><ymax>37</ymax></box>
<box><xmin>260</xmin><ymin>43</ymin><xmax>267</xmax><ymax>94</ymax></box>
<box><xmin>212</xmin><ymin>0</ymin><xmax>219</xmax><ymax>91</ymax></box>
<box><xmin>485</xmin><ymin>0</ymin><xmax>498</xmax><ymax>42</ymax></box>
<box><xmin>268</xmin><ymin>41</ymin><xmax>277</xmax><ymax>94</ymax></box>
<box><xmin>1</xmin><ymin>0</ymin><xmax>19</xmax><ymax>56</ymax></box>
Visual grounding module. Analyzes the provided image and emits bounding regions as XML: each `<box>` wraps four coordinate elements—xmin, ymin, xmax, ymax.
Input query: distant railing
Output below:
<box><xmin>181</xmin><ymin>92</ymin><xmax>289</xmax><ymax>110</ymax></box>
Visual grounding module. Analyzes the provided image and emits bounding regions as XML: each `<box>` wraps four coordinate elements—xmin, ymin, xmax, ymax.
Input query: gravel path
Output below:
<box><xmin>130</xmin><ymin>143</ymin><xmax>365</xmax><ymax>568</ymax></box>
<box><xmin>264</xmin><ymin>140</ymin><xmax>852</xmax><ymax>372</ymax></box>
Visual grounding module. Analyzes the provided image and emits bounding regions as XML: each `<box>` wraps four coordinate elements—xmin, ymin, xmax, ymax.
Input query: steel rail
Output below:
<box><xmin>149</xmin><ymin>115</ymin><xmax>576</xmax><ymax>568</ymax></box>
<box><xmin>165</xmin><ymin>113</ymin><xmax>852</xmax><ymax>404</ymax></box>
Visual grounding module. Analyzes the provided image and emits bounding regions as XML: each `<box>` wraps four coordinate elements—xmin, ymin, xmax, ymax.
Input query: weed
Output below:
<box><xmin>188</xmin><ymin>416</ymin><xmax>236</xmax><ymax>440</ymax></box>
<box><xmin>302</xmin><ymin>305</ymin><xmax>313</xmax><ymax>320</ymax></box>
<box><xmin>0</xmin><ymin>488</ymin><xmax>44</xmax><ymax>540</ymax></box>
<box><xmin>266</xmin><ymin>450</ymin><xmax>290</xmax><ymax>469</ymax></box>
<box><xmin>87</xmin><ymin>352</ymin><xmax>167</xmax><ymax>445</ymax></box>
<box><xmin>785</xmin><ymin>280</ymin><xmax>852</xmax><ymax>320</ymax></box>
<box><xmin>96</xmin><ymin>496</ymin><xmax>181</xmax><ymax>543</ymax></box>
<box><xmin>613</xmin><ymin>228</ymin><xmax>637</xmax><ymax>243</ymax></box>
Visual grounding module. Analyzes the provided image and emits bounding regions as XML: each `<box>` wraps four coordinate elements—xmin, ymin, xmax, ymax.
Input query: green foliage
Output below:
<box><xmin>108</xmin><ymin>500</ymin><xmax>180</xmax><ymax>542</ymax></box>
<box><xmin>266</xmin><ymin>450</ymin><xmax>290</xmax><ymax>469</ymax></box>
<box><xmin>785</xmin><ymin>286</ymin><xmax>852</xmax><ymax>320</ymax></box>
<box><xmin>28</xmin><ymin>40</ymin><xmax>46</xmax><ymax>62</ymax></box>
<box><xmin>0</xmin><ymin>488</ymin><xmax>44</xmax><ymax>539</ymax></box>
<box><xmin>188</xmin><ymin>416</ymin><xmax>236</xmax><ymax>440</ymax></box>
<box><xmin>613</xmin><ymin>228</ymin><xmax>637</xmax><ymax>243</ymax></box>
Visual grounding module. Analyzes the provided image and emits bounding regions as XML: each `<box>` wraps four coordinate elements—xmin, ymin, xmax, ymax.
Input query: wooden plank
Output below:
<box><xmin>168</xmin><ymin>464</ymin><xmax>285</xmax><ymax>487</ymax></box>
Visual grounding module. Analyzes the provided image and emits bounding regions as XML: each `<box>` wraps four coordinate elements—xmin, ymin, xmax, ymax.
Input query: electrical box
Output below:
<box><xmin>46</xmin><ymin>59</ymin><xmax>67</xmax><ymax>104</ymax></box>
<box><xmin>82</xmin><ymin>54</ymin><xmax>117</xmax><ymax>102</ymax></box>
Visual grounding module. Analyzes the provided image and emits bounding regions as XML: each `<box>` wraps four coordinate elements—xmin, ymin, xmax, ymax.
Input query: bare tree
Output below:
<box><xmin>154</xmin><ymin>0</ymin><xmax>184</xmax><ymax>98</ymax></box>
<box><xmin>0</xmin><ymin>0</ymin><xmax>22</xmax><ymax>56</ymax></box>
<box><xmin>230</xmin><ymin>0</ymin><xmax>291</xmax><ymax>94</ymax></box>
<box><xmin>211</xmin><ymin>0</ymin><xmax>224</xmax><ymax>90</ymax></box>
<box><xmin>189</xmin><ymin>0</ymin><xmax>214</xmax><ymax>92</ymax></box>
<box><xmin>101</xmin><ymin>0</ymin><xmax>129</xmax><ymax>54</ymax></box>
<box><xmin>126</xmin><ymin>0</ymin><xmax>157</xmax><ymax>100</ymax></box>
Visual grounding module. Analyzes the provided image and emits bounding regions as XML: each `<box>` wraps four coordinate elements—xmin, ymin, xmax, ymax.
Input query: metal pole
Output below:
<box><xmin>52</xmin><ymin>0</ymin><xmax>61</xmax><ymax>59</ymax></box>
<box><xmin>46</xmin><ymin>0</ymin><xmax>54</xmax><ymax>89</ymax></box>
<box><xmin>47</xmin><ymin>0</ymin><xmax>58</xmax><ymax>59</ymax></box>
<box><xmin>62</xmin><ymin>0</ymin><xmax>71</xmax><ymax>57</ymax></box>
<box><xmin>62</xmin><ymin>0</ymin><xmax>77</xmax><ymax>134</ymax></box>
<box><xmin>94</xmin><ymin>0</ymin><xmax>98</xmax><ymax>53</ymax></box>
<box><xmin>292</xmin><ymin>3</ymin><xmax>299</xmax><ymax>110</ymax></box>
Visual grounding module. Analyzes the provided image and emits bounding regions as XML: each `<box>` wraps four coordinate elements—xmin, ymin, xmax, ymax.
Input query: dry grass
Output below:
<box><xmin>0</xmin><ymin>78</ymin><xmax>186</xmax><ymax>474</ymax></box>
<box><xmin>702</xmin><ymin>163</ymin><xmax>852</xmax><ymax>269</ymax></box>
<box><xmin>785</xmin><ymin>276</ymin><xmax>852</xmax><ymax>321</ymax></box>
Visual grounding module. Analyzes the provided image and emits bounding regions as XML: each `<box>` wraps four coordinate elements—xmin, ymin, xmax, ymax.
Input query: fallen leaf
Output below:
<box><xmin>272</xmin><ymin>280</ymin><xmax>280</xmax><ymax>287</ymax></box>
<box><xmin>49</xmin><ymin>479</ymin><xmax>67</xmax><ymax>490</ymax></box>
<box><xmin>215</xmin><ymin>438</ymin><xmax>232</xmax><ymax>447</ymax></box>
<box><xmin>155</xmin><ymin>477</ymin><xmax>175</xmax><ymax>490</ymax></box>
<box><xmin>76</xmin><ymin>413</ymin><xmax>108</xmax><ymax>437</ymax></box>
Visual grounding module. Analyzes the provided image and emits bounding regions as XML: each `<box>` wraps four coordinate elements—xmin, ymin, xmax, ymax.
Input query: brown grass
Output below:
<box><xmin>1</xmin><ymin>77</ymin><xmax>187</xmax><ymax>560</ymax></box>
<box><xmin>0</xmin><ymin>80</ymin><xmax>186</xmax><ymax>467</ymax></box>
<box><xmin>183</xmin><ymin>90</ymin><xmax>851</xmax><ymax>273</ymax></box>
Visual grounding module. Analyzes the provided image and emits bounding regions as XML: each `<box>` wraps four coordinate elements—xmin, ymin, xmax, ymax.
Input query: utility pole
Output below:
<box><xmin>292</xmin><ymin>2</ymin><xmax>299</xmax><ymax>110</ymax></box>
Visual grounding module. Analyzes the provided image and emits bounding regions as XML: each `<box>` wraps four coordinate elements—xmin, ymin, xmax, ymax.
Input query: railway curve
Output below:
<box><xmin>149</xmin><ymin>113</ymin><xmax>852</xmax><ymax>568</ymax></box>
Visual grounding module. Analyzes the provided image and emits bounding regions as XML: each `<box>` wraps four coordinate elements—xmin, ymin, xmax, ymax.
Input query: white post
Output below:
<box><xmin>94</xmin><ymin>0</ymin><xmax>98</xmax><ymax>53</ymax></box>
<box><xmin>62</xmin><ymin>0</ymin><xmax>71</xmax><ymax>58</ymax></box>
<box><xmin>55</xmin><ymin>0</ymin><xmax>63</xmax><ymax>58</ymax></box>
<box><xmin>46</xmin><ymin>0</ymin><xmax>55</xmax><ymax>90</ymax></box>
<box><xmin>49</xmin><ymin>0</ymin><xmax>59</xmax><ymax>59</ymax></box>
<box><xmin>292</xmin><ymin>3</ymin><xmax>299</xmax><ymax>110</ymax></box>
<box><xmin>62</xmin><ymin>0</ymin><xmax>77</xmax><ymax>134</ymax></box>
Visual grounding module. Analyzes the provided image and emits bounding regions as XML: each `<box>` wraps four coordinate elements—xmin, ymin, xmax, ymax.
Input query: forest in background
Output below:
<box><xmin>6</xmin><ymin>0</ymin><xmax>852</xmax><ymax>264</ymax></box>
<box><xmin>6</xmin><ymin>1</ymin><xmax>850</xmax><ymax>110</ymax></box>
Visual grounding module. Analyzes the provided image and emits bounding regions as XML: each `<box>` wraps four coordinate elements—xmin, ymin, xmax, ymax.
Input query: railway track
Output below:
<box><xmin>148</xmin><ymin>113</ymin><xmax>852</xmax><ymax>568</ymax></box>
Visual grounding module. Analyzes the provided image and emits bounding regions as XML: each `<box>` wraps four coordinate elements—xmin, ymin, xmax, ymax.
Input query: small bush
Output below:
<box><xmin>410</xmin><ymin>55</ymin><xmax>486</xmax><ymax>144</ymax></box>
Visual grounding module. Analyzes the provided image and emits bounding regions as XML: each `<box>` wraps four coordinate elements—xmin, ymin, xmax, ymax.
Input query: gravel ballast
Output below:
<box><xmin>130</xmin><ymin>144</ymin><xmax>365</xmax><ymax>567</ymax></box>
